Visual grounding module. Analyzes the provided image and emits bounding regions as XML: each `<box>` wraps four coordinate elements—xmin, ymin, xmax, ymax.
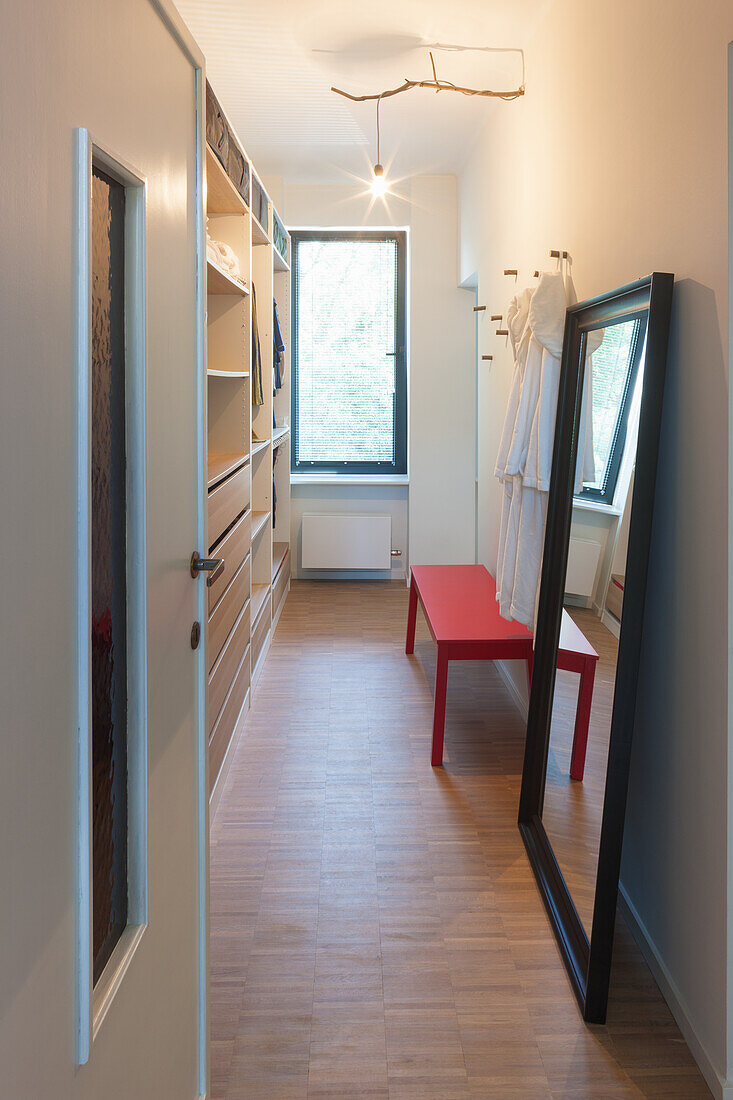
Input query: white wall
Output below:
<box><xmin>459</xmin><ymin>2</ymin><xmax>731</xmax><ymax>1092</ymax></box>
<box><xmin>274</xmin><ymin>175</ymin><xmax>475</xmax><ymax>579</ymax></box>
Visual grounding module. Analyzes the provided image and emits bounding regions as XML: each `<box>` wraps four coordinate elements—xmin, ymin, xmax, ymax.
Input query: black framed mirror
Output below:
<box><xmin>518</xmin><ymin>273</ymin><xmax>674</xmax><ymax>1024</ymax></box>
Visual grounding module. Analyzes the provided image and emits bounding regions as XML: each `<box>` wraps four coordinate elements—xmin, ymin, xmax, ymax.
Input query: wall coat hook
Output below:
<box><xmin>481</xmin><ymin>355</ymin><xmax>493</xmax><ymax>361</ymax></box>
<box><xmin>496</xmin><ymin>328</ymin><xmax>509</xmax><ymax>336</ymax></box>
<box><xmin>473</xmin><ymin>305</ymin><xmax>487</xmax><ymax>312</ymax></box>
<box><xmin>490</xmin><ymin>314</ymin><xmax>502</xmax><ymax>321</ymax></box>
<box><xmin>504</xmin><ymin>269</ymin><xmax>518</xmax><ymax>276</ymax></box>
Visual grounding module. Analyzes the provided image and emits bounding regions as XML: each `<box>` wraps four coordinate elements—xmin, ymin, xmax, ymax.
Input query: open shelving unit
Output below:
<box><xmin>250</xmin><ymin>510</ymin><xmax>270</xmax><ymax>542</ymax></box>
<box><xmin>250</xmin><ymin>437</ymin><xmax>269</xmax><ymax>458</ymax></box>
<box><xmin>206</xmin><ymin>256</ymin><xmax>249</xmax><ymax>296</ymax></box>
<box><xmin>204</xmin><ymin>80</ymin><xmax>291</xmax><ymax>803</ymax></box>
<box><xmin>207</xmin><ymin>452</ymin><xmax>249</xmax><ymax>488</ymax></box>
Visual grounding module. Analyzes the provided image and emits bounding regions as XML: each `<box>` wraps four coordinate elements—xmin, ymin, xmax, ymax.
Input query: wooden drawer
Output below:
<box><xmin>209</xmin><ymin>644</ymin><xmax>250</xmax><ymax>793</ymax></box>
<box><xmin>272</xmin><ymin>550</ymin><xmax>290</xmax><ymax>615</ymax></box>
<box><xmin>208</xmin><ymin>555</ymin><xmax>249</xmax><ymax>670</ymax></box>
<box><xmin>251</xmin><ymin>593</ymin><xmax>271</xmax><ymax>671</ymax></box>
<box><xmin>209</xmin><ymin>509</ymin><xmax>251</xmax><ymax>612</ymax></box>
<box><xmin>208</xmin><ymin>464</ymin><xmax>250</xmax><ymax>549</ymax></box>
<box><xmin>208</xmin><ymin>597</ymin><xmax>250</xmax><ymax>731</ymax></box>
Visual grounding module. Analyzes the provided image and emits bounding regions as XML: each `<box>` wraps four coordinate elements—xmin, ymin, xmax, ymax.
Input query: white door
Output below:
<box><xmin>0</xmin><ymin>2</ymin><xmax>207</xmax><ymax>1097</ymax></box>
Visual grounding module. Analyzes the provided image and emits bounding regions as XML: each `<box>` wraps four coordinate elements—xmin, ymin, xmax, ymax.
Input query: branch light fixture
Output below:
<box><xmin>333</xmin><ymin>46</ymin><xmax>525</xmax><ymax>197</ymax></box>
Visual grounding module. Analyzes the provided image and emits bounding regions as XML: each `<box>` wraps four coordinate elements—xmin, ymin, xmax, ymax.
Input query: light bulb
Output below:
<box><xmin>371</xmin><ymin>163</ymin><xmax>388</xmax><ymax>197</ymax></box>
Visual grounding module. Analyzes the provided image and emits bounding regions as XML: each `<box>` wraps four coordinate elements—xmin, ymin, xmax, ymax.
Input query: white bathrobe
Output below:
<box><xmin>495</xmin><ymin>271</ymin><xmax>596</xmax><ymax>628</ymax></box>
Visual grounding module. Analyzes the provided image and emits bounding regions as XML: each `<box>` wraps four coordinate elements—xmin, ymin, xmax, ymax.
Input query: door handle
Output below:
<box><xmin>190</xmin><ymin>551</ymin><xmax>225</xmax><ymax>586</ymax></box>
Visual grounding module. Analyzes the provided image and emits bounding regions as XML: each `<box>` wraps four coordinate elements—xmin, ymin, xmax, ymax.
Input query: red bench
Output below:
<box><xmin>405</xmin><ymin>564</ymin><xmax>598</xmax><ymax>777</ymax></box>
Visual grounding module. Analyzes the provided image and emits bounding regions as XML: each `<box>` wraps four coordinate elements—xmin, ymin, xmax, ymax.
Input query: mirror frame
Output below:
<box><xmin>517</xmin><ymin>273</ymin><xmax>674</xmax><ymax>1024</ymax></box>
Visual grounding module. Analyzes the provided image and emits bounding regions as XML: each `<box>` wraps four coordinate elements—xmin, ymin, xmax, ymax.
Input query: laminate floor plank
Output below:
<box><xmin>209</xmin><ymin>581</ymin><xmax>711</xmax><ymax>1099</ymax></box>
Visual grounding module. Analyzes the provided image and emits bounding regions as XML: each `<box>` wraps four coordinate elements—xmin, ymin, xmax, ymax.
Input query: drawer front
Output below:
<box><xmin>272</xmin><ymin>551</ymin><xmax>290</xmax><ymax>615</ymax></box>
<box><xmin>208</xmin><ymin>464</ymin><xmax>250</xmax><ymax>549</ymax></box>
<box><xmin>251</xmin><ymin>593</ymin><xmax>271</xmax><ymax>671</ymax></box>
<box><xmin>209</xmin><ymin>510</ymin><xmax>251</xmax><ymax>612</ymax></box>
<box><xmin>209</xmin><ymin>644</ymin><xmax>250</xmax><ymax>793</ymax></box>
<box><xmin>208</xmin><ymin>555</ymin><xmax>250</xmax><ymax>670</ymax></box>
<box><xmin>208</xmin><ymin>597</ymin><xmax>250</xmax><ymax>731</ymax></box>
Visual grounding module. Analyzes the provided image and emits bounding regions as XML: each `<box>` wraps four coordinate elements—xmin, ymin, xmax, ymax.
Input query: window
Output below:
<box><xmin>291</xmin><ymin>230</ymin><xmax>407</xmax><ymax>475</ymax></box>
<box><xmin>577</xmin><ymin>316</ymin><xmax>646</xmax><ymax>504</ymax></box>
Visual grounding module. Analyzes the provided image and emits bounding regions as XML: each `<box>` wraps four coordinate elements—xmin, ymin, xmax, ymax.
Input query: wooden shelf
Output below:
<box><xmin>207</xmin><ymin>452</ymin><xmax>249</xmax><ymax>490</ymax></box>
<box><xmin>208</xmin><ymin>369</ymin><xmax>249</xmax><ymax>379</ymax></box>
<box><xmin>207</xmin><ymin>257</ymin><xmax>249</xmax><ymax>296</ymax></box>
<box><xmin>272</xmin><ymin>426</ymin><xmax>290</xmax><ymax>446</ymax></box>
<box><xmin>251</xmin><ymin>510</ymin><xmax>271</xmax><ymax>542</ymax></box>
<box><xmin>206</xmin><ymin>144</ymin><xmax>249</xmax><ymax>215</ymax></box>
<box><xmin>250</xmin><ymin>582</ymin><xmax>270</xmax><ymax>626</ymax></box>
<box><xmin>273</xmin><ymin>248</ymin><xmax>290</xmax><ymax>273</ymax></box>
<box><xmin>252</xmin><ymin>215</ymin><xmax>269</xmax><ymax>246</ymax></box>
<box><xmin>272</xmin><ymin>542</ymin><xmax>289</xmax><ymax>582</ymax></box>
<box><xmin>251</xmin><ymin>438</ymin><xmax>269</xmax><ymax>458</ymax></box>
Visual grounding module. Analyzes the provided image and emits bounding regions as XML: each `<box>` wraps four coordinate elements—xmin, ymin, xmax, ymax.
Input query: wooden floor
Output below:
<box><xmin>210</xmin><ymin>581</ymin><xmax>710</xmax><ymax>1099</ymax></box>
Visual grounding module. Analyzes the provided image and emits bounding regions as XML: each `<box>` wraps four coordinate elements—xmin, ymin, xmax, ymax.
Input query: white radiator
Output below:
<box><xmin>565</xmin><ymin>538</ymin><xmax>602</xmax><ymax>597</ymax></box>
<box><xmin>301</xmin><ymin>513</ymin><xmax>392</xmax><ymax>570</ymax></box>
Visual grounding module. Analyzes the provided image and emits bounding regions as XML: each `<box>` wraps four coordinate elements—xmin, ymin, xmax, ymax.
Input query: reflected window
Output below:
<box><xmin>578</xmin><ymin>318</ymin><xmax>644</xmax><ymax>504</ymax></box>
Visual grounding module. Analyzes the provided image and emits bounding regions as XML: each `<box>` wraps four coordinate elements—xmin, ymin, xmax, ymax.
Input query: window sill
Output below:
<box><xmin>291</xmin><ymin>473</ymin><xmax>409</xmax><ymax>486</ymax></box>
<box><xmin>573</xmin><ymin>495</ymin><xmax>622</xmax><ymax>517</ymax></box>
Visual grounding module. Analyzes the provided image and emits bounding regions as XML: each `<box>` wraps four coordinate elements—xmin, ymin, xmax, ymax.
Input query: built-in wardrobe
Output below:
<box><xmin>205</xmin><ymin>83</ymin><xmax>291</xmax><ymax>798</ymax></box>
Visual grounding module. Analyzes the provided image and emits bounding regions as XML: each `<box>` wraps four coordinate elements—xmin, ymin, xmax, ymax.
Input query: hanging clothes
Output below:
<box><xmin>252</xmin><ymin>284</ymin><xmax>264</xmax><ymax>406</ymax></box>
<box><xmin>494</xmin><ymin>271</ymin><xmax>597</xmax><ymax>628</ymax></box>
<box><xmin>273</xmin><ymin>300</ymin><xmax>285</xmax><ymax>391</ymax></box>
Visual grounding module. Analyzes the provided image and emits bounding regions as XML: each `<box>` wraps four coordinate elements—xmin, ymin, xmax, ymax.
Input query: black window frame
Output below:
<box><xmin>291</xmin><ymin>228</ymin><xmax>408</xmax><ymax>476</ymax></box>
<box><xmin>576</xmin><ymin>315</ymin><xmax>647</xmax><ymax>505</ymax></box>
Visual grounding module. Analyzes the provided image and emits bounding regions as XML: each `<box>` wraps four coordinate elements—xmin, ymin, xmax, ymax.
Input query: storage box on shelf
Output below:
<box><xmin>204</xmin><ymin>80</ymin><xmax>291</xmax><ymax>799</ymax></box>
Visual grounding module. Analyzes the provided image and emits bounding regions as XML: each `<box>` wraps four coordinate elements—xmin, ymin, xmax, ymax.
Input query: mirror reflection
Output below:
<box><xmin>541</xmin><ymin>317</ymin><xmax>645</xmax><ymax>934</ymax></box>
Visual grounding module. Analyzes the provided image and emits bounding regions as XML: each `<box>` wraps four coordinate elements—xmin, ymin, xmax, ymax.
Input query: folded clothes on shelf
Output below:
<box><xmin>206</xmin><ymin>220</ymin><xmax>243</xmax><ymax>279</ymax></box>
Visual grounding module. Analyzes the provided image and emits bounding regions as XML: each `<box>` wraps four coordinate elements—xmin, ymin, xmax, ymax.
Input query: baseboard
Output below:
<box><xmin>617</xmin><ymin>885</ymin><xmax>731</xmax><ymax>1099</ymax></box>
<box><xmin>495</xmin><ymin>659</ymin><xmax>529</xmax><ymax>721</ymax></box>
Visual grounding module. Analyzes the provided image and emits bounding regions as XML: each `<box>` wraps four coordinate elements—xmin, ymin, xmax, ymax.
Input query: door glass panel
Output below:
<box><xmin>91</xmin><ymin>165</ymin><xmax>128</xmax><ymax>985</ymax></box>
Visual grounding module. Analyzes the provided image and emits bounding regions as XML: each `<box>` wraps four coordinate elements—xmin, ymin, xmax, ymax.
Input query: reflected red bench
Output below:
<box><xmin>405</xmin><ymin>564</ymin><xmax>598</xmax><ymax>777</ymax></box>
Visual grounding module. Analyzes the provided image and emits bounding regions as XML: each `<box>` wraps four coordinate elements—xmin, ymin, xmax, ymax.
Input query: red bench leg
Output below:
<box><xmin>431</xmin><ymin>648</ymin><xmax>449</xmax><ymax>767</ymax></box>
<box><xmin>570</xmin><ymin>657</ymin><xmax>596</xmax><ymax>781</ymax></box>
<box><xmin>405</xmin><ymin>574</ymin><xmax>418</xmax><ymax>655</ymax></box>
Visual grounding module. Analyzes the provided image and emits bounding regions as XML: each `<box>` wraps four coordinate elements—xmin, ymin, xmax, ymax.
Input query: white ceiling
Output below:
<box><xmin>175</xmin><ymin>0</ymin><xmax>545</xmax><ymax>183</ymax></box>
